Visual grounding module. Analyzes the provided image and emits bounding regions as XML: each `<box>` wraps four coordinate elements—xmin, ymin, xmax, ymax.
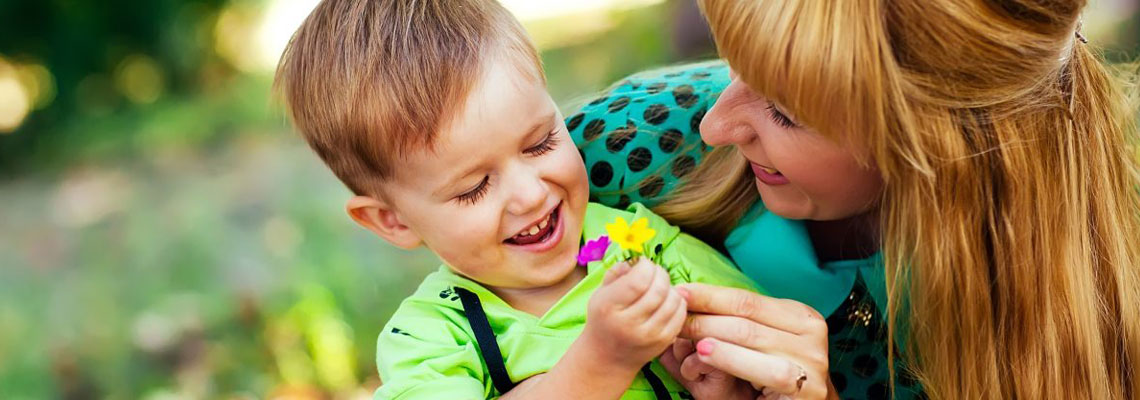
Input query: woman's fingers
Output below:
<box><xmin>679</xmin><ymin>314</ymin><xmax>806</xmax><ymax>358</ymax></box>
<box><xmin>679</xmin><ymin>351</ymin><xmax>718</xmax><ymax>381</ymax></box>
<box><xmin>672</xmin><ymin>338</ymin><xmax>695</xmax><ymax>363</ymax></box>
<box><xmin>677</xmin><ymin>283</ymin><xmax>827</xmax><ymax>337</ymax></box>
<box><xmin>693</xmin><ymin>338</ymin><xmax>807</xmax><ymax>396</ymax></box>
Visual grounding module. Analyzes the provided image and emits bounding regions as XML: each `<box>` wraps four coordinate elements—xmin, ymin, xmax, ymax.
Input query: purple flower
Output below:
<box><xmin>577</xmin><ymin>236</ymin><xmax>611</xmax><ymax>266</ymax></box>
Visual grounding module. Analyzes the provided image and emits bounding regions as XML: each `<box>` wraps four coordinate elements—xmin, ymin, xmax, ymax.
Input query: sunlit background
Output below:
<box><xmin>0</xmin><ymin>1</ymin><xmax>1136</xmax><ymax>398</ymax></box>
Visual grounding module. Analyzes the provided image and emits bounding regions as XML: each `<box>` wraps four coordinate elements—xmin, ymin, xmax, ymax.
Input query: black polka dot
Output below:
<box><xmin>867</xmin><ymin>381</ymin><xmax>889</xmax><ymax>399</ymax></box>
<box><xmin>690</xmin><ymin>107</ymin><xmax>707</xmax><ymax>133</ymax></box>
<box><xmin>852</xmin><ymin>354</ymin><xmax>879</xmax><ymax>379</ymax></box>
<box><xmin>590</xmin><ymin>162</ymin><xmax>614</xmax><ymax>187</ymax></box>
<box><xmin>626</xmin><ymin>80</ymin><xmax>642</xmax><ymax>90</ymax></box>
<box><xmin>664</xmin><ymin>72</ymin><xmax>683</xmax><ymax>78</ymax></box>
<box><xmin>578</xmin><ymin>149</ymin><xmax>586</xmax><ymax>162</ymax></box>
<box><xmin>659</xmin><ymin>129</ymin><xmax>684</xmax><ymax>153</ymax></box>
<box><xmin>608</xmin><ymin>96</ymin><xmax>631</xmax><ymax>113</ymax></box>
<box><xmin>672</xmin><ymin>85</ymin><xmax>698</xmax><ymax>109</ymax></box>
<box><xmin>566</xmin><ymin>113</ymin><xmax>585</xmax><ymax>132</ymax></box>
<box><xmin>605</xmin><ymin>121</ymin><xmax>637</xmax><ymax>153</ymax></box>
<box><xmin>615</xmin><ymin>195</ymin><xmax>632</xmax><ymax>210</ymax></box>
<box><xmin>647</xmin><ymin>82</ymin><xmax>667</xmax><ymax>94</ymax></box>
<box><xmin>830</xmin><ymin>372</ymin><xmax>848</xmax><ymax>393</ymax></box>
<box><xmin>588</xmin><ymin>96</ymin><xmax>608</xmax><ymax>106</ymax></box>
<box><xmin>672</xmin><ymin>155</ymin><xmax>696</xmax><ymax>178</ymax></box>
<box><xmin>583</xmin><ymin>119</ymin><xmax>606</xmax><ymax>141</ymax></box>
<box><xmin>639</xmin><ymin>176</ymin><xmax>665</xmax><ymax>198</ymax></box>
<box><xmin>643</xmin><ymin>104</ymin><xmax>670</xmax><ymax>125</ymax></box>
<box><xmin>692</xmin><ymin>71</ymin><xmax>712</xmax><ymax>79</ymax></box>
<box><xmin>627</xmin><ymin>147</ymin><xmax>653</xmax><ymax>172</ymax></box>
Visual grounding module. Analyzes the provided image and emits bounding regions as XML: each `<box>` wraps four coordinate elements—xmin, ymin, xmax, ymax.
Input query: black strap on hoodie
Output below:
<box><xmin>455</xmin><ymin>286</ymin><xmax>673</xmax><ymax>399</ymax></box>
<box><xmin>455</xmin><ymin>286</ymin><xmax>517</xmax><ymax>395</ymax></box>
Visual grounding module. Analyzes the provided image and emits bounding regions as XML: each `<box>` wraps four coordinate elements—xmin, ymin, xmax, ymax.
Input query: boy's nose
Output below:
<box><xmin>505</xmin><ymin>167</ymin><xmax>549</xmax><ymax>216</ymax></box>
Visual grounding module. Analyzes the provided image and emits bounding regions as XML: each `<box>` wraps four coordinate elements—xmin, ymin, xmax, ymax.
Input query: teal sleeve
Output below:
<box><xmin>374</xmin><ymin>305</ymin><xmax>488</xmax><ymax>400</ymax></box>
<box><xmin>665</xmin><ymin>232</ymin><xmax>767</xmax><ymax>295</ymax></box>
<box><xmin>569</xmin><ymin>61</ymin><xmax>731</xmax><ymax>209</ymax></box>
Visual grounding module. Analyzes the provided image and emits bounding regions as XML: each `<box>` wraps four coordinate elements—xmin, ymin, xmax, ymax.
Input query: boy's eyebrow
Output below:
<box><xmin>433</xmin><ymin>114</ymin><xmax>556</xmax><ymax>197</ymax></box>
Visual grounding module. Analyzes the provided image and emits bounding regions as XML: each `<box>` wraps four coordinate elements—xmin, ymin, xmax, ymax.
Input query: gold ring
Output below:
<box><xmin>795</xmin><ymin>367</ymin><xmax>808</xmax><ymax>392</ymax></box>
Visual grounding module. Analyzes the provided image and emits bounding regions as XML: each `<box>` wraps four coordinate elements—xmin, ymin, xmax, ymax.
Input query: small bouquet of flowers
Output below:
<box><xmin>577</xmin><ymin>217</ymin><xmax>664</xmax><ymax>266</ymax></box>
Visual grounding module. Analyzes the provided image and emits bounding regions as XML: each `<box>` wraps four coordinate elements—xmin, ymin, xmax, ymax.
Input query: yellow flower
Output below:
<box><xmin>605</xmin><ymin>217</ymin><xmax>656</xmax><ymax>253</ymax></box>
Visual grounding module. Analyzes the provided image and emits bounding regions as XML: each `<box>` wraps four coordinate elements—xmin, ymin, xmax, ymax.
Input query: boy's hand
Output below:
<box><xmin>582</xmin><ymin>258</ymin><xmax>688</xmax><ymax>371</ymax></box>
<box><xmin>660</xmin><ymin>339</ymin><xmax>757</xmax><ymax>399</ymax></box>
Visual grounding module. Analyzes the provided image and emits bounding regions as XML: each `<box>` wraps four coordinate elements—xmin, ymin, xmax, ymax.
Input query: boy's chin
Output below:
<box><xmin>526</xmin><ymin>252</ymin><xmax>582</xmax><ymax>285</ymax></box>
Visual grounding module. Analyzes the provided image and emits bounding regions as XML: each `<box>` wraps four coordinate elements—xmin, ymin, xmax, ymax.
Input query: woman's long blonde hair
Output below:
<box><xmin>666</xmin><ymin>0</ymin><xmax>1140</xmax><ymax>398</ymax></box>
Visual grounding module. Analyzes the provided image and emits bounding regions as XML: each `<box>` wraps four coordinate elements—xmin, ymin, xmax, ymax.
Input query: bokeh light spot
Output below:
<box><xmin>15</xmin><ymin>63</ymin><xmax>55</xmax><ymax>110</ymax></box>
<box><xmin>114</xmin><ymin>54</ymin><xmax>166</xmax><ymax>104</ymax></box>
<box><xmin>0</xmin><ymin>57</ymin><xmax>31</xmax><ymax>133</ymax></box>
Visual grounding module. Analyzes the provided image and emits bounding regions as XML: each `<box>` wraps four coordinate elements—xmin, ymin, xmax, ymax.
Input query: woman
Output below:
<box><xmin>570</xmin><ymin>0</ymin><xmax>1140</xmax><ymax>398</ymax></box>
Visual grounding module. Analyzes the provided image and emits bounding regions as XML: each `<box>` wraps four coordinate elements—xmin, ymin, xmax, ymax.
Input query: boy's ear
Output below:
<box><xmin>346</xmin><ymin>196</ymin><xmax>422</xmax><ymax>249</ymax></box>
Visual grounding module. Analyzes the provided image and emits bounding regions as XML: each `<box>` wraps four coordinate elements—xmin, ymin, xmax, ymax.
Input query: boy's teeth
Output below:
<box><xmin>514</xmin><ymin>210</ymin><xmax>557</xmax><ymax>240</ymax></box>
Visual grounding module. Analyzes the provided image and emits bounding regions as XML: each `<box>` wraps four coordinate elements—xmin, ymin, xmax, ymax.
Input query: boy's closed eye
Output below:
<box><xmin>453</xmin><ymin>124</ymin><xmax>562</xmax><ymax>206</ymax></box>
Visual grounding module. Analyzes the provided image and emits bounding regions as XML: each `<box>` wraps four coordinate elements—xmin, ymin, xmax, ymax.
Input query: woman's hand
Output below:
<box><xmin>674</xmin><ymin>283</ymin><xmax>836</xmax><ymax>399</ymax></box>
<box><xmin>660</xmin><ymin>338</ymin><xmax>757</xmax><ymax>399</ymax></box>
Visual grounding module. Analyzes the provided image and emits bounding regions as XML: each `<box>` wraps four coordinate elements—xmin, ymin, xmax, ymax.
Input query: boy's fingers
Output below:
<box><xmin>662</xmin><ymin>293</ymin><xmax>689</xmax><ymax>338</ymax></box>
<box><xmin>611</xmin><ymin>259</ymin><xmax>660</xmax><ymax>306</ymax></box>
<box><xmin>602</xmin><ymin>262</ymin><xmax>632</xmax><ymax>285</ymax></box>
<box><xmin>627</xmin><ymin>264</ymin><xmax>672</xmax><ymax>316</ymax></box>
<box><xmin>644</xmin><ymin>286</ymin><xmax>684</xmax><ymax>330</ymax></box>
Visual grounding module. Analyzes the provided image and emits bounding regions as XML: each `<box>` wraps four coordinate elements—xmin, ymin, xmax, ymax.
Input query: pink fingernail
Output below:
<box><xmin>696</xmin><ymin>339</ymin><xmax>715</xmax><ymax>356</ymax></box>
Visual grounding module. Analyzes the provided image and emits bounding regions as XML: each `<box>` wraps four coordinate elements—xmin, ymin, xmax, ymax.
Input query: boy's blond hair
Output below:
<box><xmin>275</xmin><ymin>0</ymin><xmax>544</xmax><ymax>195</ymax></box>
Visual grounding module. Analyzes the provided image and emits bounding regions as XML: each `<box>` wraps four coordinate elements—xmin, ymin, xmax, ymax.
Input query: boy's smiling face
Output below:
<box><xmin>368</xmin><ymin>55</ymin><xmax>589</xmax><ymax>293</ymax></box>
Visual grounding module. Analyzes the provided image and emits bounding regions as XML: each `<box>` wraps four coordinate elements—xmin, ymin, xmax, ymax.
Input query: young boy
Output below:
<box><xmin>276</xmin><ymin>1</ymin><xmax>762</xmax><ymax>398</ymax></box>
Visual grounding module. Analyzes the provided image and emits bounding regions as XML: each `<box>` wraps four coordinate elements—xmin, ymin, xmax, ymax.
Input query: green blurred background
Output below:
<box><xmin>0</xmin><ymin>1</ymin><xmax>1136</xmax><ymax>399</ymax></box>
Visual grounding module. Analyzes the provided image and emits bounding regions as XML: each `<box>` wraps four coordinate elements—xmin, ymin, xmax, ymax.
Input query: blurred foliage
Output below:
<box><xmin>0</xmin><ymin>1</ymin><xmax>1135</xmax><ymax>399</ymax></box>
<box><xmin>0</xmin><ymin>0</ymin><xmax>238</xmax><ymax>174</ymax></box>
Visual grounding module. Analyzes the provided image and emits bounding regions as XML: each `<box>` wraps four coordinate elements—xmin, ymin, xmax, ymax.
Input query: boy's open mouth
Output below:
<box><xmin>505</xmin><ymin>203</ymin><xmax>561</xmax><ymax>246</ymax></box>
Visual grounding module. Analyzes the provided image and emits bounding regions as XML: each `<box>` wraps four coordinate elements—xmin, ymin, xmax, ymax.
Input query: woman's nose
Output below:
<box><xmin>700</xmin><ymin>79</ymin><xmax>752</xmax><ymax>146</ymax></box>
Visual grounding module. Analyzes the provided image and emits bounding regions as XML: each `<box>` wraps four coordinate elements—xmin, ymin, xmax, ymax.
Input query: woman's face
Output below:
<box><xmin>700</xmin><ymin>74</ymin><xmax>884</xmax><ymax>221</ymax></box>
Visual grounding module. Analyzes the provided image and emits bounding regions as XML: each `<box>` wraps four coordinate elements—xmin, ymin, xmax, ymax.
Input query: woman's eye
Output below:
<box><xmin>766</xmin><ymin>103</ymin><xmax>800</xmax><ymax>129</ymax></box>
<box><xmin>456</xmin><ymin>176</ymin><xmax>490</xmax><ymax>205</ymax></box>
<box><xmin>524</xmin><ymin>130</ymin><xmax>560</xmax><ymax>156</ymax></box>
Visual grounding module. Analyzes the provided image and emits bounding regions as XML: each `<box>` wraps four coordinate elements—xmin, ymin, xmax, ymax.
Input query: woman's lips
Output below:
<box><xmin>751</xmin><ymin>163</ymin><xmax>790</xmax><ymax>186</ymax></box>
